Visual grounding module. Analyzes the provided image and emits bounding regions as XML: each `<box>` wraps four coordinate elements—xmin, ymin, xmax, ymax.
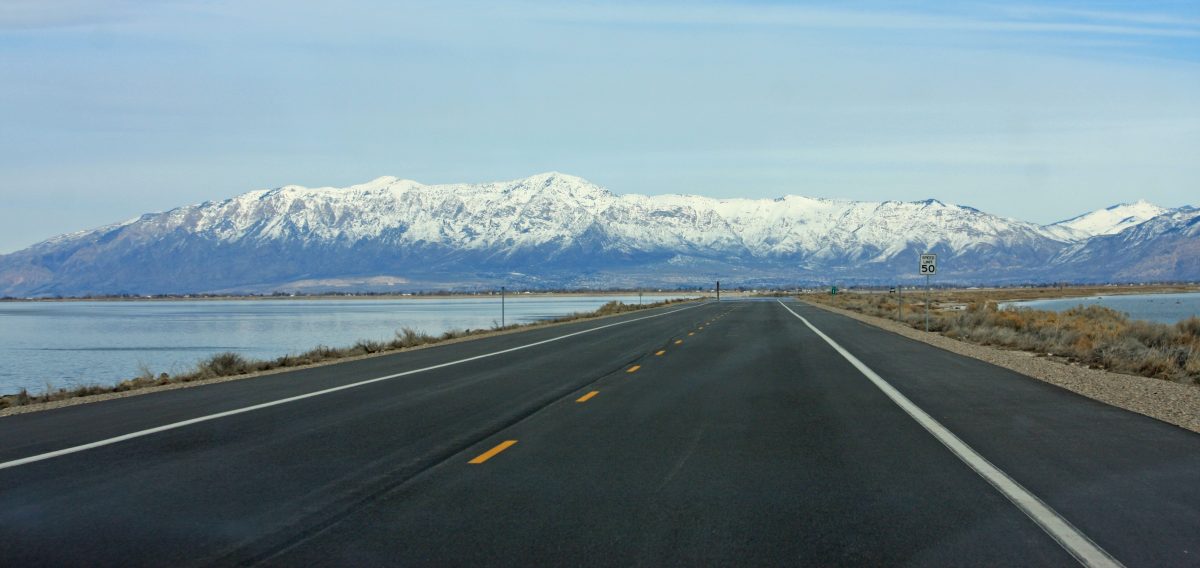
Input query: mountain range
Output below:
<box><xmin>0</xmin><ymin>172</ymin><xmax>1195</xmax><ymax>296</ymax></box>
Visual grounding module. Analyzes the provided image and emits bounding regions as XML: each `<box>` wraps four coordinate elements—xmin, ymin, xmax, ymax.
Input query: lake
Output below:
<box><xmin>0</xmin><ymin>294</ymin><xmax>693</xmax><ymax>396</ymax></box>
<box><xmin>1003</xmin><ymin>292</ymin><xmax>1200</xmax><ymax>325</ymax></box>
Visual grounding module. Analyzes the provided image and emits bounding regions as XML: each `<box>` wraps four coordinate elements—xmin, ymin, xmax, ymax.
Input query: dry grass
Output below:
<box><xmin>809</xmin><ymin>291</ymin><xmax>1200</xmax><ymax>385</ymax></box>
<box><xmin>0</xmin><ymin>298</ymin><xmax>691</xmax><ymax>410</ymax></box>
<box><xmin>899</xmin><ymin>283</ymin><xmax>1198</xmax><ymax>304</ymax></box>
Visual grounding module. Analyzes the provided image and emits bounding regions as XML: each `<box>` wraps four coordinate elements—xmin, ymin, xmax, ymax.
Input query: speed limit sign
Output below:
<box><xmin>919</xmin><ymin>254</ymin><xmax>937</xmax><ymax>275</ymax></box>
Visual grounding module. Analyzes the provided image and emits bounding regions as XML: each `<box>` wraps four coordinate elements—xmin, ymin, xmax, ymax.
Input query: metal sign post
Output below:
<box><xmin>919</xmin><ymin>254</ymin><xmax>937</xmax><ymax>332</ymax></box>
<box><xmin>501</xmin><ymin>286</ymin><xmax>506</xmax><ymax>328</ymax></box>
<box><xmin>716</xmin><ymin>281</ymin><xmax>720</xmax><ymax>302</ymax></box>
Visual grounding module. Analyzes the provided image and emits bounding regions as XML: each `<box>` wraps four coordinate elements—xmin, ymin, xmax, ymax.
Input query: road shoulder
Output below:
<box><xmin>800</xmin><ymin>299</ymin><xmax>1200</xmax><ymax>434</ymax></box>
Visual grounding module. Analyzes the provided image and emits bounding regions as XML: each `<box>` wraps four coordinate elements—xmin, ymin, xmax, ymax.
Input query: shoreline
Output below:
<box><xmin>999</xmin><ymin>289</ymin><xmax>1200</xmax><ymax>306</ymax></box>
<box><xmin>0</xmin><ymin>298</ymin><xmax>698</xmax><ymax>416</ymax></box>
<box><xmin>0</xmin><ymin>291</ymin><xmax>708</xmax><ymax>303</ymax></box>
<box><xmin>980</xmin><ymin>284</ymin><xmax>1200</xmax><ymax>305</ymax></box>
<box><xmin>5</xmin><ymin>283</ymin><xmax>1197</xmax><ymax>304</ymax></box>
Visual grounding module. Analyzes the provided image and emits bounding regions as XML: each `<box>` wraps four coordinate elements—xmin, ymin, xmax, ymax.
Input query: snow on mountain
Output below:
<box><xmin>1052</xmin><ymin>206</ymin><xmax>1200</xmax><ymax>281</ymax></box>
<box><xmin>1051</xmin><ymin>200</ymin><xmax>1167</xmax><ymax>237</ymax></box>
<box><xmin>0</xmin><ymin>173</ymin><xmax>1194</xmax><ymax>295</ymax></box>
<box><xmin>184</xmin><ymin>173</ymin><xmax>1058</xmax><ymax>259</ymax></box>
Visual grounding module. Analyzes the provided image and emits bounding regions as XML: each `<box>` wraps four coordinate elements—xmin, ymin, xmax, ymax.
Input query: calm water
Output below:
<box><xmin>0</xmin><ymin>295</ymin><xmax>692</xmax><ymax>395</ymax></box>
<box><xmin>1004</xmin><ymin>292</ymin><xmax>1200</xmax><ymax>325</ymax></box>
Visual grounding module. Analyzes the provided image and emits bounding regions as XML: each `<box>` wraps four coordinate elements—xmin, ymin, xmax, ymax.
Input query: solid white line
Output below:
<box><xmin>0</xmin><ymin>302</ymin><xmax>707</xmax><ymax>471</ymax></box>
<box><xmin>776</xmin><ymin>300</ymin><xmax>1122</xmax><ymax>568</ymax></box>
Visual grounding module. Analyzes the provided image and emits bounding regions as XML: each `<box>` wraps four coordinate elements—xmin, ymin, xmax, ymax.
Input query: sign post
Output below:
<box><xmin>501</xmin><ymin>286</ymin><xmax>506</xmax><ymax>328</ymax></box>
<box><xmin>919</xmin><ymin>254</ymin><xmax>937</xmax><ymax>331</ymax></box>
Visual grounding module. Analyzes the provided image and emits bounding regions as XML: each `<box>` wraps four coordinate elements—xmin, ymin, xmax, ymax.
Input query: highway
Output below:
<box><xmin>1</xmin><ymin>299</ymin><xmax>1199</xmax><ymax>566</ymax></box>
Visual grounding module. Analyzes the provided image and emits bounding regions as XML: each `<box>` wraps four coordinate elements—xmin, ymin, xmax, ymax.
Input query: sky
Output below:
<box><xmin>0</xmin><ymin>1</ymin><xmax>1197</xmax><ymax>253</ymax></box>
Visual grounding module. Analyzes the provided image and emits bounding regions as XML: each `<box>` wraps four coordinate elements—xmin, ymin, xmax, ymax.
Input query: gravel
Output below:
<box><xmin>805</xmin><ymin>300</ymin><xmax>1200</xmax><ymax>434</ymax></box>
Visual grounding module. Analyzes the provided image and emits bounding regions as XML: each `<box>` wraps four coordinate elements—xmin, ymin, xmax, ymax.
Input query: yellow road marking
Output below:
<box><xmin>627</xmin><ymin>365</ymin><xmax>641</xmax><ymax>373</ymax></box>
<box><xmin>688</xmin><ymin>332</ymin><xmax>695</xmax><ymax>336</ymax></box>
<box><xmin>469</xmin><ymin>440</ymin><xmax>517</xmax><ymax>464</ymax></box>
<box><xmin>655</xmin><ymin>350</ymin><xmax>666</xmax><ymax>356</ymax></box>
<box><xmin>576</xmin><ymin>391</ymin><xmax>599</xmax><ymax>403</ymax></box>
<box><xmin>675</xmin><ymin>339</ymin><xmax>683</xmax><ymax>345</ymax></box>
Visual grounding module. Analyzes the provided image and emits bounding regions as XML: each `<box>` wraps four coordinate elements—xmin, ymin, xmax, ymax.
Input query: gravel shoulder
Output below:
<box><xmin>803</xmin><ymin>299</ymin><xmax>1200</xmax><ymax>434</ymax></box>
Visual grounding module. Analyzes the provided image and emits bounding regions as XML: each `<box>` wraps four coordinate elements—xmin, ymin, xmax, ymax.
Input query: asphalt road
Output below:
<box><xmin>2</xmin><ymin>299</ymin><xmax>1199</xmax><ymax>566</ymax></box>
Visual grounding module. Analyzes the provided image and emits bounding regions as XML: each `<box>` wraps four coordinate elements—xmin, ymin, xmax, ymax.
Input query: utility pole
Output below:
<box><xmin>925</xmin><ymin>276</ymin><xmax>930</xmax><ymax>332</ymax></box>
<box><xmin>919</xmin><ymin>254</ymin><xmax>937</xmax><ymax>333</ymax></box>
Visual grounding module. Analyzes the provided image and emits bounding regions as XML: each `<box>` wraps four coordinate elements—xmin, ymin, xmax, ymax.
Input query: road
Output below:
<box><xmin>1</xmin><ymin>299</ymin><xmax>1199</xmax><ymax>566</ymax></box>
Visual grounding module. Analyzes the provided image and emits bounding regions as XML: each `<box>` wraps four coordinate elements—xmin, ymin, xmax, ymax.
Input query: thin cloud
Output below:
<box><xmin>994</xmin><ymin>4</ymin><xmax>1200</xmax><ymax>28</ymax></box>
<box><xmin>0</xmin><ymin>0</ymin><xmax>133</xmax><ymax>30</ymax></box>
<box><xmin>536</xmin><ymin>2</ymin><xmax>1199</xmax><ymax>38</ymax></box>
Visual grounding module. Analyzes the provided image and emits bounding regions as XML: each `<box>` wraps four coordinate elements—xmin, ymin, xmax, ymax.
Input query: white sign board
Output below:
<box><xmin>919</xmin><ymin>254</ymin><xmax>937</xmax><ymax>276</ymax></box>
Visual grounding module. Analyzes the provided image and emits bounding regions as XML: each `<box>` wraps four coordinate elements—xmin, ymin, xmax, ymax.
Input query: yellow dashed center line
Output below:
<box><xmin>469</xmin><ymin>440</ymin><xmax>517</xmax><ymax>464</ymax></box>
<box><xmin>655</xmin><ymin>350</ymin><xmax>666</xmax><ymax>356</ymax></box>
<box><xmin>675</xmin><ymin>339</ymin><xmax>683</xmax><ymax>345</ymax></box>
<box><xmin>627</xmin><ymin>365</ymin><xmax>641</xmax><ymax>373</ymax></box>
<box><xmin>688</xmin><ymin>332</ymin><xmax>695</xmax><ymax>336</ymax></box>
<box><xmin>576</xmin><ymin>391</ymin><xmax>599</xmax><ymax>403</ymax></box>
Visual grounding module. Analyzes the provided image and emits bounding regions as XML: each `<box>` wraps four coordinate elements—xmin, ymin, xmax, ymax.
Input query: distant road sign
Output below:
<box><xmin>919</xmin><ymin>254</ymin><xmax>937</xmax><ymax>275</ymax></box>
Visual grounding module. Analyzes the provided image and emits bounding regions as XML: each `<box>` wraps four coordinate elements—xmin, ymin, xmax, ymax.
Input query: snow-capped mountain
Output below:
<box><xmin>0</xmin><ymin>173</ymin><xmax>1193</xmax><ymax>295</ymax></box>
<box><xmin>1051</xmin><ymin>200</ymin><xmax>1167</xmax><ymax>237</ymax></box>
<box><xmin>1053</xmin><ymin>206</ymin><xmax>1200</xmax><ymax>281</ymax></box>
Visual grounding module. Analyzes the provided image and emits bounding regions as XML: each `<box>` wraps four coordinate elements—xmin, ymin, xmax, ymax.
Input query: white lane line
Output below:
<box><xmin>0</xmin><ymin>302</ymin><xmax>708</xmax><ymax>471</ymax></box>
<box><xmin>777</xmin><ymin>301</ymin><xmax>1122</xmax><ymax>568</ymax></box>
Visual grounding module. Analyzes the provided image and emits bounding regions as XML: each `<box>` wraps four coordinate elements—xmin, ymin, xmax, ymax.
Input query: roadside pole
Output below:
<box><xmin>716</xmin><ymin>281</ymin><xmax>721</xmax><ymax>302</ymax></box>
<box><xmin>639</xmin><ymin>291</ymin><xmax>643</xmax><ymax>305</ymax></box>
<box><xmin>501</xmin><ymin>286</ymin><xmax>506</xmax><ymax>328</ymax></box>
<box><xmin>898</xmin><ymin>284</ymin><xmax>903</xmax><ymax>319</ymax></box>
<box><xmin>919</xmin><ymin>254</ymin><xmax>937</xmax><ymax>332</ymax></box>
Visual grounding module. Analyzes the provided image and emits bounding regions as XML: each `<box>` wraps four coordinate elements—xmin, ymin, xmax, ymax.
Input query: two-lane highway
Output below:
<box><xmin>2</xmin><ymin>300</ymin><xmax>1199</xmax><ymax>566</ymax></box>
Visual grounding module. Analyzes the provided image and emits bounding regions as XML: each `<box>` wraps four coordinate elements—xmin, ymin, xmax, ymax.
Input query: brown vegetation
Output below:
<box><xmin>902</xmin><ymin>283</ymin><xmax>1198</xmax><ymax>304</ymax></box>
<box><xmin>808</xmin><ymin>291</ymin><xmax>1200</xmax><ymax>385</ymax></box>
<box><xmin>0</xmin><ymin>299</ymin><xmax>691</xmax><ymax>410</ymax></box>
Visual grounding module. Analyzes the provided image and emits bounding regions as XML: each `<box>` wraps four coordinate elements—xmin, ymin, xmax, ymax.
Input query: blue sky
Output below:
<box><xmin>1</xmin><ymin>1</ymin><xmax>1197</xmax><ymax>252</ymax></box>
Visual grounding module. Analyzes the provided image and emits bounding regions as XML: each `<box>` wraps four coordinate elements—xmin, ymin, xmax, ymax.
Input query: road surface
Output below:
<box><xmin>1</xmin><ymin>300</ymin><xmax>1198</xmax><ymax>566</ymax></box>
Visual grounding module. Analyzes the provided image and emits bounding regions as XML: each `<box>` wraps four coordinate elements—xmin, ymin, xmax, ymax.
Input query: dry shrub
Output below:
<box><xmin>391</xmin><ymin>327</ymin><xmax>434</xmax><ymax>349</ymax></box>
<box><xmin>811</xmin><ymin>292</ymin><xmax>1200</xmax><ymax>384</ymax></box>
<box><xmin>196</xmin><ymin>352</ymin><xmax>250</xmax><ymax>378</ymax></box>
<box><xmin>1176</xmin><ymin>317</ymin><xmax>1200</xmax><ymax>339</ymax></box>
